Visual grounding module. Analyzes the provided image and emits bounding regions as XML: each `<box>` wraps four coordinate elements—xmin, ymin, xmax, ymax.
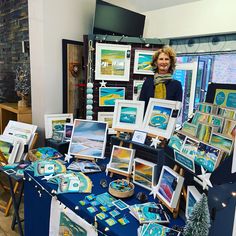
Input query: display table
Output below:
<box><xmin>24</xmin><ymin>163</ymin><xmax>185</xmax><ymax>236</ymax></box>
<box><xmin>0</xmin><ymin>103</ymin><xmax>32</xmax><ymax>133</ymax></box>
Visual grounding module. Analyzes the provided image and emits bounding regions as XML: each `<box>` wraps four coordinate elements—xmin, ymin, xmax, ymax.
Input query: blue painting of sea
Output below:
<box><xmin>120</xmin><ymin>107</ymin><xmax>137</xmax><ymax>124</ymax></box>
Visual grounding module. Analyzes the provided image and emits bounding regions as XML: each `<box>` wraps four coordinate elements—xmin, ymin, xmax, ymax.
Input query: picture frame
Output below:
<box><xmin>97</xmin><ymin>112</ymin><xmax>116</xmax><ymax>134</ymax></box>
<box><xmin>195</xmin><ymin>141</ymin><xmax>222</xmax><ymax>172</ymax></box>
<box><xmin>214</xmin><ymin>89</ymin><xmax>236</xmax><ymax>108</ymax></box>
<box><xmin>108</xmin><ymin>145</ymin><xmax>135</xmax><ymax>175</ymax></box>
<box><xmin>112</xmin><ymin>100</ymin><xmax>145</xmax><ymax>131</ymax></box>
<box><xmin>99</xmin><ymin>87</ymin><xmax>125</xmax><ymax>107</ymax></box>
<box><xmin>174</xmin><ymin>150</ymin><xmax>195</xmax><ymax>173</ymax></box>
<box><xmin>168</xmin><ymin>131</ymin><xmax>186</xmax><ymax>152</ymax></box>
<box><xmin>181</xmin><ymin>122</ymin><xmax>197</xmax><ymax>136</ymax></box>
<box><xmin>132</xmin><ymin>130</ymin><xmax>147</xmax><ymax>144</ymax></box>
<box><xmin>68</xmin><ymin>119</ymin><xmax>108</xmax><ymax>159</ymax></box>
<box><xmin>95</xmin><ymin>42</ymin><xmax>131</xmax><ymax>81</ymax></box>
<box><xmin>181</xmin><ymin>137</ymin><xmax>199</xmax><ymax>160</ymax></box>
<box><xmin>44</xmin><ymin>113</ymin><xmax>73</xmax><ymax>139</ymax></box>
<box><xmin>185</xmin><ymin>186</ymin><xmax>202</xmax><ymax>219</ymax></box>
<box><xmin>198</xmin><ymin>102</ymin><xmax>217</xmax><ymax>114</ymax></box>
<box><xmin>191</xmin><ymin>111</ymin><xmax>210</xmax><ymax>125</ymax></box>
<box><xmin>142</xmin><ymin>98</ymin><xmax>182</xmax><ymax>139</ymax></box>
<box><xmin>133</xmin><ymin>50</ymin><xmax>154</xmax><ymax>75</ymax></box>
<box><xmin>62</xmin><ymin>39</ymin><xmax>84</xmax><ymax>117</ymax></box>
<box><xmin>156</xmin><ymin>165</ymin><xmax>184</xmax><ymax>209</ymax></box>
<box><xmin>209</xmin><ymin>132</ymin><xmax>234</xmax><ymax>154</ymax></box>
<box><xmin>208</xmin><ymin>114</ymin><xmax>224</xmax><ymax>133</ymax></box>
<box><xmin>133</xmin><ymin>158</ymin><xmax>157</xmax><ymax>190</ymax></box>
<box><xmin>133</xmin><ymin>80</ymin><xmax>144</xmax><ymax>100</ymax></box>
<box><xmin>222</xmin><ymin>118</ymin><xmax>236</xmax><ymax>139</ymax></box>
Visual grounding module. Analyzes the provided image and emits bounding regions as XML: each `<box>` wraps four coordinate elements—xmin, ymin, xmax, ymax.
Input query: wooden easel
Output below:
<box><xmin>158</xmin><ymin>164</ymin><xmax>187</xmax><ymax>219</ymax></box>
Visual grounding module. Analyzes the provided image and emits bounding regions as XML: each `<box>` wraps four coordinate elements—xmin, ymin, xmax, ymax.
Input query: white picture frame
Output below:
<box><xmin>132</xmin><ymin>130</ymin><xmax>147</xmax><ymax>144</ymax></box>
<box><xmin>133</xmin><ymin>50</ymin><xmax>154</xmax><ymax>75</ymax></box>
<box><xmin>133</xmin><ymin>158</ymin><xmax>157</xmax><ymax>190</ymax></box>
<box><xmin>133</xmin><ymin>80</ymin><xmax>144</xmax><ymax>101</ymax></box>
<box><xmin>107</xmin><ymin>145</ymin><xmax>135</xmax><ymax>175</ymax></box>
<box><xmin>156</xmin><ymin>165</ymin><xmax>184</xmax><ymax>209</ymax></box>
<box><xmin>112</xmin><ymin>100</ymin><xmax>145</xmax><ymax>131</ymax></box>
<box><xmin>44</xmin><ymin>113</ymin><xmax>73</xmax><ymax>139</ymax></box>
<box><xmin>68</xmin><ymin>119</ymin><xmax>108</xmax><ymax>159</ymax></box>
<box><xmin>97</xmin><ymin>112</ymin><xmax>116</xmax><ymax>134</ymax></box>
<box><xmin>95</xmin><ymin>42</ymin><xmax>131</xmax><ymax>81</ymax></box>
<box><xmin>185</xmin><ymin>186</ymin><xmax>202</xmax><ymax>218</ymax></box>
<box><xmin>142</xmin><ymin>98</ymin><xmax>182</xmax><ymax>139</ymax></box>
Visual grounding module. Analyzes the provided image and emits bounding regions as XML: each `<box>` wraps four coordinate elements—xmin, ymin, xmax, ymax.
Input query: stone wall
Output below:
<box><xmin>0</xmin><ymin>0</ymin><xmax>30</xmax><ymax>103</ymax></box>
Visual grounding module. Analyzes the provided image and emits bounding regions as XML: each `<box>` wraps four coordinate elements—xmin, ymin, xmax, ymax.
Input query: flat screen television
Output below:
<box><xmin>93</xmin><ymin>0</ymin><xmax>146</xmax><ymax>37</ymax></box>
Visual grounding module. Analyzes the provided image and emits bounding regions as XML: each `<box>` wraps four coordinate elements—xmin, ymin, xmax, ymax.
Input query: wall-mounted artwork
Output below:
<box><xmin>168</xmin><ymin>131</ymin><xmax>186</xmax><ymax>152</ymax></box>
<box><xmin>133</xmin><ymin>158</ymin><xmax>157</xmax><ymax>190</ymax></box>
<box><xmin>181</xmin><ymin>137</ymin><xmax>199</xmax><ymax>160</ymax></box>
<box><xmin>95</xmin><ymin>43</ymin><xmax>131</xmax><ymax>81</ymax></box>
<box><xmin>97</xmin><ymin>112</ymin><xmax>116</xmax><ymax>134</ymax></box>
<box><xmin>156</xmin><ymin>166</ymin><xmax>184</xmax><ymax>208</ymax></box>
<box><xmin>195</xmin><ymin>141</ymin><xmax>222</xmax><ymax>172</ymax></box>
<box><xmin>217</xmin><ymin>107</ymin><xmax>236</xmax><ymax>119</ymax></box>
<box><xmin>108</xmin><ymin>145</ymin><xmax>135</xmax><ymax>175</ymax></box>
<box><xmin>133</xmin><ymin>80</ymin><xmax>144</xmax><ymax>100</ymax></box>
<box><xmin>181</xmin><ymin>122</ymin><xmax>197</xmax><ymax>136</ymax></box>
<box><xmin>214</xmin><ymin>89</ymin><xmax>236</xmax><ymax>108</ymax></box>
<box><xmin>68</xmin><ymin>119</ymin><xmax>108</xmax><ymax>159</ymax></box>
<box><xmin>209</xmin><ymin>132</ymin><xmax>234</xmax><ymax>154</ymax></box>
<box><xmin>208</xmin><ymin>114</ymin><xmax>224</xmax><ymax>133</ymax></box>
<box><xmin>44</xmin><ymin>114</ymin><xmax>73</xmax><ymax>139</ymax></box>
<box><xmin>142</xmin><ymin>98</ymin><xmax>181</xmax><ymax>139</ymax></box>
<box><xmin>185</xmin><ymin>186</ymin><xmax>202</xmax><ymax>219</ymax></box>
<box><xmin>222</xmin><ymin>118</ymin><xmax>236</xmax><ymax>139</ymax></box>
<box><xmin>112</xmin><ymin>100</ymin><xmax>145</xmax><ymax>131</ymax></box>
<box><xmin>62</xmin><ymin>39</ymin><xmax>84</xmax><ymax>117</ymax></box>
<box><xmin>99</xmin><ymin>87</ymin><xmax>125</xmax><ymax>107</ymax></box>
<box><xmin>191</xmin><ymin>111</ymin><xmax>209</xmax><ymax>125</ymax></box>
<box><xmin>174</xmin><ymin>150</ymin><xmax>195</xmax><ymax>173</ymax></box>
<box><xmin>133</xmin><ymin>50</ymin><xmax>154</xmax><ymax>75</ymax></box>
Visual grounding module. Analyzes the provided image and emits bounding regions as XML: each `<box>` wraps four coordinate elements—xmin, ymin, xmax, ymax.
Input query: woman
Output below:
<box><xmin>139</xmin><ymin>46</ymin><xmax>183</xmax><ymax>110</ymax></box>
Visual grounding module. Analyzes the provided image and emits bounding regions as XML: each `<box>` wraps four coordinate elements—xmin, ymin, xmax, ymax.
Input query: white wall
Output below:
<box><xmin>144</xmin><ymin>0</ymin><xmax>236</xmax><ymax>38</ymax></box>
<box><xmin>28</xmin><ymin>0</ymin><xmax>95</xmax><ymax>143</ymax></box>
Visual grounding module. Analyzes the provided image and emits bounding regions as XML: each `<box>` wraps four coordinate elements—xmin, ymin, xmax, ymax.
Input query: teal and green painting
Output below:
<box><xmin>208</xmin><ymin>115</ymin><xmax>224</xmax><ymax>132</ymax></box>
<box><xmin>119</xmin><ymin>107</ymin><xmax>137</xmax><ymax>124</ymax></box>
<box><xmin>0</xmin><ymin>140</ymin><xmax>12</xmax><ymax>160</ymax></box>
<box><xmin>137</xmin><ymin>53</ymin><xmax>152</xmax><ymax>72</ymax></box>
<box><xmin>209</xmin><ymin>133</ymin><xmax>233</xmax><ymax>153</ymax></box>
<box><xmin>181</xmin><ymin>138</ymin><xmax>199</xmax><ymax>159</ymax></box>
<box><xmin>191</xmin><ymin>112</ymin><xmax>209</xmax><ymax>125</ymax></box>
<box><xmin>52</xmin><ymin>120</ymin><xmax>66</xmax><ymax>132</ymax></box>
<box><xmin>195</xmin><ymin>123</ymin><xmax>212</xmax><ymax>143</ymax></box>
<box><xmin>182</xmin><ymin>122</ymin><xmax>197</xmax><ymax>136</ymax></box>
<box><xmin>198</xmin><ymin>103</ymin><xmax>212</xmax><ymax>113</ymax></box>
<box><xmin>195</xmin><ymin>142</ymin><xmax>220</xmax><ymax>172</ymax></box>
<box><xmin>101</xmin><ymin>49</ymin><xmax>125</xmax><ymax>76</ymax></box>
<box><xmin>99</xmin><ymin>87</ymin><xmax>125</xmax><ymax>106</ymax></box>
<box><xmin>168</xmin><ymin>132</ymin><xmax>186</xmax><ymax>151</ymax></box>
<box><xmin>142</xmin><ymin>223</ymin><xmax>180</xmax><ymax>236</ymax></box>
<box><xmin>149</xmin><ymin>106</ymin><xmax>171</xmax><ymax>130</ymax></box>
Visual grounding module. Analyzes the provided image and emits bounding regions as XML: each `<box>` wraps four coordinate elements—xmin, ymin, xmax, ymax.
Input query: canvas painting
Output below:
<box><xmin>185</xmin><ymin>186</ymin><xmax>202</xmax><ymax>218</ymax></box>
<box><xmin>95</xmin><ymin>43</ymin><xmax>131</xmax><ymax>81</ymax></box>
<box><xmin>68</xmin><ymin>119</ymin><xmax>108</xmax><ymax>159</ymax></box>
<box><xmin>222</xmin><ymin>118</ymin><xmax>236</xmax><ymax>138</ymax></box>
<box><xmin>133</xmin><ymin>50</ymin><xmax>154</xmax><ymax>75</ymax></box>
<box><xmin>142</xmin><ymin>98</ymin><xmax>182</xmax><ymax>139</ymax></box>
<box><xmin>156</xmin><ymin>166</ymin><xmax>184</xmax><ymax>208</ymax></box>
<box><xmin>181</xmin><ymin>122</ymin><xmax>197</xmax><ymax>136</ymax></box>
<box><xmin>97</xmin><ymin>112</ymin><xmax>116</xmax><ymax>134</ymax></box>
<box><xmin>112</xmin><ymin>100</ymin><xmax>145</xmax><ymax>131</ymax></box>
<box><xmin>168</xmin><ymin>131</ymin><xmax>186</xmax><ymax>152</ymax></box>
<box><xmin>181</xmin><ymin>137</ymin><xmax>199</xmax><ymax>159</ymax></box>
<box><xmin>195</xmin><ymin>141</ymin><xmax>221</xmax><ymax>172</ymax></box>
<box><xmin>174</xmin><ymin>150</ymin><xmax>195</xmax><ymax>173</ymax></box>
<box><xmin>99</xmin><ymin>87</ymin><xmax>125</xmax><ymax>107</ymax></box>
<box><xmin>108</xmin><ymin>145</ymin><xmax>135</xmax><ymax>174</ymax></box>
<box><xmin>208</xmin><ymin>114</ymin><xmax>224</xmax><ymax>132</ymax></box>
<box><xmin>195</xmin><ymin>122</ymin><xmax>213</xmax><ymax>143</ymax></box>
<box><xmin>209</xmin><ymin>132</ymin><xmax>233</xmax><ymax>154</ymax></box>
<box><xmin>191</xmin><ymin>111</ymin><xmax>209</xmax><ymax>125</ymax></box>
<box><xmin>133</xmin><ymin>158</ymin><xmax>157</xmax><ymax>190</ymax></box>
<box><xmin>133</xmin><ymin>80</ymin><xmax>144</xmax><ymax>100</ymax></box>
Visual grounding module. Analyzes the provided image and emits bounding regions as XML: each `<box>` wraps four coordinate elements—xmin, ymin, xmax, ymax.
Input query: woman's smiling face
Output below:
<box><xmin>156</xmin><ymin>52</ymin><xmax>171</xmax><ymax>74</ymax></box>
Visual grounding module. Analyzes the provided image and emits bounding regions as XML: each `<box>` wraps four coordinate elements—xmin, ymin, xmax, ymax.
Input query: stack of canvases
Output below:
<box><xmin>0</xmin><ymin>120</ymin><xmax>37</xmax><ymax>164</ymax></box>
<box><xmin>169</xmin><ymin>102</ymin><xmax>236</xmax><ymax>174</ymax></box>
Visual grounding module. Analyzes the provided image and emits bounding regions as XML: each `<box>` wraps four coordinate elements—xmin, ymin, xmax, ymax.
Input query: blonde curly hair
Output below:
<box><xmin>151</xmin><ymin>46</ymin><xmax>177</xmax><ymax>74</ymax></box>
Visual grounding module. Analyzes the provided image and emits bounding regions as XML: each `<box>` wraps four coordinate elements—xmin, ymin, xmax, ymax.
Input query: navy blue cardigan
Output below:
<box><xmin>139</xmin><ymin>77</ymin><xmax>183</xmax><ymax>110</ymax></box>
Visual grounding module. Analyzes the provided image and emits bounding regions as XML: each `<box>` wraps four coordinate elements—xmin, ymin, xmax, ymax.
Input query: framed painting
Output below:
<box><xmin>133</xmin><ymin>158</ymin><xmax>157</xmax><ymax>190</ymax></box>
<box><xmin>181</xmin><ymin>122</ymin><xmax>197</xmax><ymax>136</ymax></box>
<box><xmin>156</xmin><ymin>165</ymin><xmax>184</xmax><ymax>209</ymax></box>
<box><xmin>107</xmin><ymin>145</ymin><xmax>135</xmax><ymax>175</ymax></box>
<box><xmin>208</xmin><ymin>114</ymin><xmax>224</xmax><ymax>132</ymax></box>
<box><xmin>62</xmin><ymin>39</ymin><xmax>84</xmax><ymax>117</ymax></box>
<box><xmin>181</xmin><ymin>137</ymin><xmax>199</xmax><ymax>160</ymax></box>
<box><xmin>133</xmin><ymin>50</ymin><xmax>154</xmax><ymax>75</ymax></box>
<box><xmin>99</xmin><ymin>87</ymin><xmax>125</xmax><ymax>107</ymax></box>
<box><xmin>174</xmin><ymin>150</ymin><xmax>195</xmax><ymax>173</ymax></box>
<box><xmin>195</xmin><ymin>141</ymin><xmax>222</xmax><ymax>172</ymax></box>
<box><xmin>97</xmin><ymin>112</ymin><xmax>116</xmax><ymax>134</ymax></box>
<box><xmin>44</xmin><ymin>114</ymin><xmax>73</xmax><ymax>139</ymax></box>
<box><xmin>95</xmin><ymin>43</ymin><xmax>131</xmax><ymax>81</ymax></box>
<box><xmin>191</xmin><ymin>111</ymin><xmax>210</xmax><ymax>125</ymax></box>
<box><xmin>222</xmin><ymin>118</ymin><xmax>236</xmax><ymax>138</ymax></box>
<box><xmin>133</xmin><ymin>80</ymin><xmax>144</xmax><ymax>101</ymax></box>
<box><xmin>142</xmin><ymin>98</ymin><xmax>182</xmax><ymax>139</ymax></box>
<box><xmin>168</xmin><ymin>131</ymin><xmax>186</xmax><ymax>152</ymax></box>
<box><xmin>209</xmin><ymin>132</ymin><xmax>234</xmax><ymax>154</ymax></box>
<box><xmin>112</xmin><ymin>100</ymin><xmax>145</xmax><ymax>131</ymax></box>
<box><xmin>185</xmin><ymin>186</ymin><xmax>202</xmax><ymax>219</ymax></box>
<box><xmin>68</xmin><ymin>119</ymin><xmax>108</xmax><ymax>159</ymax></box>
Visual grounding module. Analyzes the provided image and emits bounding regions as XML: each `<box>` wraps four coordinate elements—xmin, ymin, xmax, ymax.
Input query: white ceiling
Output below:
<box><xmin>104</xmin><ymin>0</ymin><xmax>201</xmax><ymax>12</ymax></box>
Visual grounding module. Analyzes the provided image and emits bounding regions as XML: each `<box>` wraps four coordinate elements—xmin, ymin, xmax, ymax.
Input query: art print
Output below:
<box><xmin>64</xmin><ymin>124</ymin><xmax>73</xmax><ymax>139</ymax></box>
<box><xmin>181</xmin><ymin>122</ymin><xmax>197</xmax><ymax>136</ymax></box>
<box><xmin>191</xmin><ymin>111</ymin><xmax>209</xmax><ymax>125</ymax></box>
<box><xmin>208</xmin><ymin>114</ymin><xmax>224</xmax><ymax>132</ymax></box>
<box><xmin>195</xmin><ymin>122</ymin><xmax>213</xmax><ymax>143</ymax></box>
<box><xmin>142</xmin><ymin>223</ymin><xmax>181</xmax><ymax>236</ymax></box>
<box><xmin>198</xmin><ymin>102</ymin><xmax>217</xmax><ymax>114</ymax></box>
<box><xmin>174</xmin><ymin>150</ymin><xmax>195</xmax><ymax>172</ymax></box>
<box><xmin>195</xmin><ymin>142</ymin><xmax>221</xmax><ymax>172</ymax></box>
<box><xmin>99</xmin><ymin>87</ymin><xmax>125</xmax><ymax>106</ymax></box>
<box><xmin>222</xmin><ymin>118</ymin><xmax>236</xmax><ymax>138</ymax></box>
<box><xmin>214</xmin><ymin>89</ymin><xmax>236</xmax><ymax>108</ymax></box>
<box><xmin>132</xmin><ymin>130</ymin><xmax>147</xmax><ymax>144</ymax></box>
<box><xmin>181</xmin><ymin>137</ymin><xmax>199</xmax><ymax>159</ymax></box>
<box><xmin>168</xmin><ymin>131</ymin><xmax>186</xmax><ymax>152</ymax></box>
<box><xmin>133</xmin><ymin>50</ymin><xmax>154</xmax><ymax>75</ymax></box>
<box><xmin>217</xmin><ymin>107</ymin><xmax>236</xmax><ymax>119</ymax></box>
<box><xmin>97</xmin><ymin>112</ymin><xmax>116</xmax><ymax>134</ymax></box>
<box><xmin>133</xmin><ymin>80</ymin><xmax>144</xmax><ymax>100</ymax></box>
<box><xmin>68</xmin><ymin>119</ymin><xmax>108</xmax><ymax>159</ymax></box>
<box><xmin>95</xmin><ymin>43</ymin><xmax>131</xmax><ymax>81</ymax></box>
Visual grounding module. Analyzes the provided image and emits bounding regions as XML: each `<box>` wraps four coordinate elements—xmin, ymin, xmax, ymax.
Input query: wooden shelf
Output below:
<box><xmin>0</xmin><ymin>103</ymin><xmax>32</xmax><ymax>133</ymax></box>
